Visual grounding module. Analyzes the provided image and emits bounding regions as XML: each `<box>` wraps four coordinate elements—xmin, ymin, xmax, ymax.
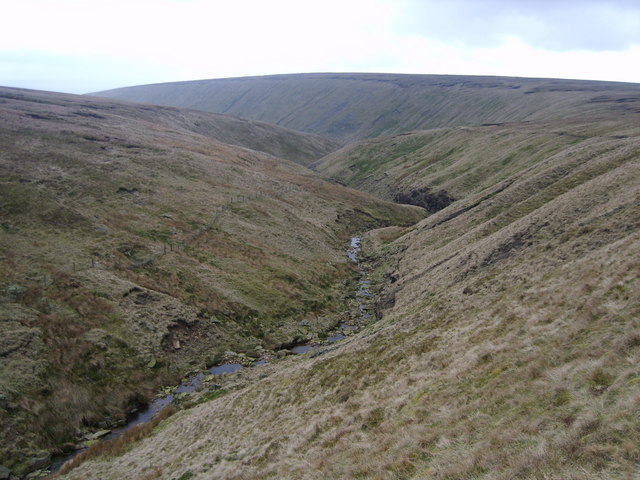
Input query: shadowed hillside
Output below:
<box><xmin>93</xmin><ymin>73</ymin><xmax>640</xmax><ymax>143</ymax></box>
<box><xmin>58</xmin><ymin>103</ymin><xmax>640</xmax><ymax>478</ymax></box>
<box><xmin>0</xmin><ymin>87</ymin><xmax>422</xmax><ymax>476</ymax></box>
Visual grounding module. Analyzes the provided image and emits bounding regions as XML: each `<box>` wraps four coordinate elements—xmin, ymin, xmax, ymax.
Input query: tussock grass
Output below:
<box><xmin>59</xmin><ymin>112</ymin><xmax>640</xmax><ymax>479</ymax></box>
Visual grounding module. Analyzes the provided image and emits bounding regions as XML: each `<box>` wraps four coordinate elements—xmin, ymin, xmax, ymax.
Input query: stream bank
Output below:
<box><xmin>48</xmin><ymin>236</ymin><xmax>373</xmax><ymax>477</ymax></box>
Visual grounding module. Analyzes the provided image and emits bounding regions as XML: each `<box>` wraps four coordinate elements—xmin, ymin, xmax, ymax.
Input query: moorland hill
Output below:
<box><xmin>94</xmin><ymin>73</ymin><xmax>640</xmax><ymax>143</ymax></box>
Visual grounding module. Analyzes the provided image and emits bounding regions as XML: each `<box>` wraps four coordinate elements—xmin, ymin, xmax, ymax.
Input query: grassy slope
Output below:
<box><xmin>62</xmin><ymin>114</ymin><xmax>640</xmax><ymax>479</ymax></box>
<box><xmin>3</xmin><ymin>88</ymin><xmax>340</xmax><ymax>166</ymax></box>
<box><xmin>93</xmin><ymin>73</ymin><xmax>640</xmax><ymax>143</ymax></box>
<box><xmin>0</xmin><ymin>87</ymin><xmax>422</xmax><ymax>472</ymax></box>
<box><xmin>315</xmin><ymin>118</ymin><xmax>640</xmax><ymax>201</ymax></box>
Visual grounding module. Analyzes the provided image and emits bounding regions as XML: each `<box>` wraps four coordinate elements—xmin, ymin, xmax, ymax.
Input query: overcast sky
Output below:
<box><xmin>1</xmin><ymin>0</ymin><xmax>639</xmax><ymax>94</ymax></box>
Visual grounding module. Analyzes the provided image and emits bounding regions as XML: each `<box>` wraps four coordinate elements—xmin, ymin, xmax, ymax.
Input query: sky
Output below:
<box><xmin>1</xmin><ymin>0</ymin><xmax>639</xmax><ymax>94</ymax></box>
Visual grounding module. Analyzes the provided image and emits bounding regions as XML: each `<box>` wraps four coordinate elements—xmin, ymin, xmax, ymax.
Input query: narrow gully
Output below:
<box><xmin>51</xmin><ymin>236</ymin><xmax>370</xmax><ymax>474</ymax></box>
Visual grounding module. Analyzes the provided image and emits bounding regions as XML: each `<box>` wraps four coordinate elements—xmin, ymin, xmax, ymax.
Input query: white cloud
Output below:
<box><xmin>1</xmin><ymin>0</ymin><xmax>639</xmax><ymax>93</ymax></box>
<box><xmin>399</xmin><ymin>0</ymin><xmax>640</xmax><ymax>51</ymax></box>
<box><xmin>376</xmin><ymin>35</ymin><xmax>640</xmax><ymax>83</ymax></box>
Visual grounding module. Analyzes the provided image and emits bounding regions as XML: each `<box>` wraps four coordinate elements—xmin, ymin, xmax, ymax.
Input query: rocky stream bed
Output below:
<box><xmin>41</xmin><ymin>236</ymin><xmax>373</xmax><ymax>478</ymax></box>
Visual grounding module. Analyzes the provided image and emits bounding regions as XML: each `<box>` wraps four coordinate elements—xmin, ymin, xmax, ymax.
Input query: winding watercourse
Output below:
<box><xmin>52</xmin><ymin>236</ymin><xmax>371</xmax><ymax>472</ymax></box>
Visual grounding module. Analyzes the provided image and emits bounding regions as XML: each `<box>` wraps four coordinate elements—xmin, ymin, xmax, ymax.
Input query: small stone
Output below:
<box><xmin>84</xmin><ymin>429</ymin><xmax>111</xmax><ymax>441</ymax></box>
<box><xmin>26</xmin><ymin>470</ymin><xmax>48</xmax><ymax>479</ymax></box>
<box><xmin>27</xmin><ymin>452</ymin><xmax>51</xmax><ymax>471</ymax></box>
<box><xmin>5</xmin><ymin>285</ymin><xmax>26</xmax><ymax>302</ymax></box>
<box><xmin>0</xmin><ymin>465</ymin><xmax>10</xmax><ymax>480</ymax></box>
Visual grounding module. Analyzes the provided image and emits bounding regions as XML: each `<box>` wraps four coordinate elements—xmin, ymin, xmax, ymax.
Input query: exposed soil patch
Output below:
<box><xmin>394</xmin><ymin>187</ymin><xmax>455</xmax><ymax>213</ymax></box>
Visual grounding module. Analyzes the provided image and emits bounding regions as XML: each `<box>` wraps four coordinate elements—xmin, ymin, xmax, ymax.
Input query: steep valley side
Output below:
<box><xmin>58</xmin><ymin>113</ymin><xmax>640</xmax><ymax>479</ymax></box>
<box><xmin>0</xmin><ymin>87</ymin><xmax>423</xmax><ymax>476</ymax></box>
<box><xmin>315</xmin><ymin>118</ymin><xmax>640</xmax><ymax>206</ymax></box>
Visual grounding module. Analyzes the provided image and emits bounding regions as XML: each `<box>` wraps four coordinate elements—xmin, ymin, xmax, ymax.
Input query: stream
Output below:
<box><xmin>51</xmin><ymin>236</ymin><xmax>370</xmax><ymax>473</ymax></box>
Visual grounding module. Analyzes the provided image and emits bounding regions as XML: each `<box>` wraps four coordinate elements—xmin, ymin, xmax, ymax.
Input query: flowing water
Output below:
<box><xmin>52</xmin><ymin>236</ymin><xmax>370</xmax><ymax>473</ymax></box>
<box><xmin>50</xmin><ymin>361</ymin><xmax>247</xmax><ymax>472</ymax></box>
<box><xmin>345</xmin><ymin>236</ymin><xmax>373</xmax><ymax>325</ymax></box>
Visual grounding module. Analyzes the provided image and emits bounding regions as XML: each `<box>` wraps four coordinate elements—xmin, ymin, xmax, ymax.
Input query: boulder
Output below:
<box><xmin>27</xmin><ymin>452</ymin><xmax>51</xmax><ymax>471</ymax></box>
<box><xmin>12</xmin><ymin>452</ymin><xmax>51</xmax><ymax>477</ymax></box>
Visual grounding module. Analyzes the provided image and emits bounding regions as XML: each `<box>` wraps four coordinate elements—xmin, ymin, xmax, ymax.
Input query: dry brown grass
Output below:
<box><xmin>58</xmin><ymin>111</ymin><xmax>640</xmax><ymax>480</ymax></box>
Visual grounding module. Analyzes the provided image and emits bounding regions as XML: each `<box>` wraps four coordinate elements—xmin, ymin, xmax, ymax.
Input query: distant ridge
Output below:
<box><xmin>93</xmin><ymin>73</ymin><xmax>640</xmax><ymax>143</ymax></box>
